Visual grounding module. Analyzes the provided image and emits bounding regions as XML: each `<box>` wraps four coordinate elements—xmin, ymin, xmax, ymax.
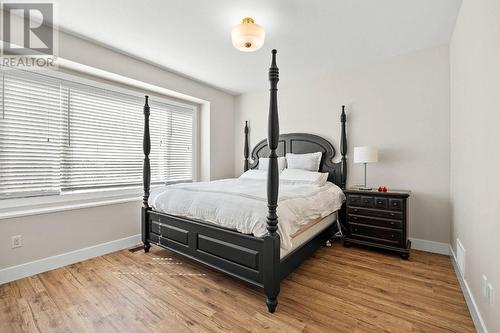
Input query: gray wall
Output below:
<box><xmin>234</xmin><ymin>45</ymin><xmax>451</xmax><ymax>244</ymax></box>
<box><xmin>450</xmin><ymin>0</ymin><xmax>500</xmax><ymax>330</ymax></box>
<box><xmin>0</xmin><ymin>202</ymin><xmax>141</xmax><ymax>269</ymax></box>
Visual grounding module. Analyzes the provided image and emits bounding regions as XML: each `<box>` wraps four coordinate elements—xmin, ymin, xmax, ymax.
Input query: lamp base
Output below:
<box><xmin>353</xmin><ymin>184</ymin><xmax>373</xmax><ymax>191</ymax></box>
<box><xmin>358</xmin><ymin>187</ymin><xmax>372</xmax><ymax>191</ymax></box>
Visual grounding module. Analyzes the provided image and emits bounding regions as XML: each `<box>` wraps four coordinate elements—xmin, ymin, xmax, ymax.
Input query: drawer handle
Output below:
<box><xmin>393</xmin><ymin>202</ymin><xmax>399</xmax><ymax>206</ymax></box>
<box><xmin>364</xmin><ymin>199</ymin><xmax>369</xmax><ymax>203</ymax></box>
<box><xmin>390</xmin><ymin>213</ymin><xmax>395</xmax><ymax>217</ymax></box>
<box><xmin>377</xmin><ymin>200</ymin><xmax>383</xmax><ymax>204</ymax></box>
<box><xmin>391</xmin><ymin>234</ymin><xmax>395</xmax><ymax>238</ymax></box>
<box><xmin>354</xmin><ymin>208</ymin><xmax>359</xmax><ymax>212</ymax></box>
<box><xmin>353</xmin><ymin>216</ymin><xmax>358</xmax><ymax>220</ymax></box>
<box><xmin>354</xmin><ymin>228</ymin><xmax>358</xmax><ymax>232</ymax></box>
<box><xmin>390</xmin><ymin>222</ymin><xmax>395</xmax><ymax>225</ymax></box>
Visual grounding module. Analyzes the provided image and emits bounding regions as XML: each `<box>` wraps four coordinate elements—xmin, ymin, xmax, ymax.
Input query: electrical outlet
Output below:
<box><xmin>11</xmin><ymin>235</ymin><xmax>22</xmax><ymax>248</ymax></box>
<box><xmin>482</xmin><ymin>275</ymin><xmax>488</xmax><ymax>297</ymax></box>
<box><xmin>487</xmin><ymin>283</ymin><xmax>494</xmax><ymax>306</ymax></box>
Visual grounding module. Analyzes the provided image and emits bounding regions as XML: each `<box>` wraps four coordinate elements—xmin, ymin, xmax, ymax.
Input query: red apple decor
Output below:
<box><xmin>378</xmin><ymin>186</ymin><xmax>388</xmax><ymax>192</ymax></box>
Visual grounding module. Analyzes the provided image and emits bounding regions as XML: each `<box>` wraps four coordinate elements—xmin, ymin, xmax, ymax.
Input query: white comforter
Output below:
<box><xmin>148</xmin><ymin>179</ymin><xmax>345</xmax><ymax>250</ymax></box>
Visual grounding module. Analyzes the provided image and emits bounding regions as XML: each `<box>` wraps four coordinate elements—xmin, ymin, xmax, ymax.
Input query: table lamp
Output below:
<box><xmin>354</xmin><ymin>146</ymin><xmax>378</xmax><ymax>190</ymax></box>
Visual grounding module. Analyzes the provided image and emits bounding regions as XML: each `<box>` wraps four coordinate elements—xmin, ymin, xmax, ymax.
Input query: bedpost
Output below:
<box><xmin>340</xmin><ymin>105</ymin><xmax>347</xmax><ymax>189</ymax></box>
<box><xmin>266</xmin><ymin>50</ymin><xmax>280</xmax><ymax>235</ymax></box>
<box><xmin>263</xmin><ymin>49</ymin><xmax>280</xmax><ymax>313</ymax></box>
<box><xmin>244</xmin><ymin>121</ymin><xmax>250</xmax><ymax>171</ymax></box>
<box><xmin>338</xmin><ymin>105</ymin><xmax>348</xmax><ymax>230</ymax></box>
<box><xmin>142</xmin><ymin>95</ymin><xmax>151</xmax><ymax>253</ymax></box>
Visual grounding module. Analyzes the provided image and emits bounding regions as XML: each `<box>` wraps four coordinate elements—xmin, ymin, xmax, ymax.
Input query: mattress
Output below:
<box><xmin>149</xmin><ymin>178</ymin><xmax>345</xmax><ymax>250</ymax></box>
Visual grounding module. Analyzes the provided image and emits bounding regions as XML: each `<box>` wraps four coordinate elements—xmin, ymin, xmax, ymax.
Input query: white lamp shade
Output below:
<box><xmin>231</xmin><ymin>18</ymin><xmax>265</xmax><ymax>52</ymax></box>
<box><xmin>354</xmin><ymin>146</ymin><xmax>378</xmax><ymax>163</ymax></box>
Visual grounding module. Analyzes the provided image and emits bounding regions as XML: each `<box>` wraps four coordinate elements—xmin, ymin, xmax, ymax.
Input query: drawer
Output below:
<box><xmin>348</xmin><ymin>195</ymin><xmax>361</xmax><ymax>206</ymax></box>
<box><xmin>374</xmin><ymin>197</ymin><xmax>388</xmax><ymax>209</ymax></box>
<box><xmin>350</xmin><ymin>223</ymin><xmax>402</xmax><ymax>246</ymax></box>
<box><xmin>360</xmin><ymin>196</ymin><xmax>374</xmax><ymax>208</ymax></box>
<box><xmin>389</xmin><ymin>198</ymin><xmax>403</xmax><ymax>211</ymax></box>
<box><xmin>348</xmin><ymin>207</ymin><xmax>402</xmax><ymax>220</ymax></box>
<box><xmin>347</xmin><ymin>214</ymin><xmax>402</xmax><ymax>229</ymax></box>
<box><xmin>348</xmin><ymin>195</ymin><xmax>375</xmax><ymax>208</ymax></box>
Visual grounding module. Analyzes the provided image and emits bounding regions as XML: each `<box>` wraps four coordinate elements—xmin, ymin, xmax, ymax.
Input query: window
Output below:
<box><xmin>0</xmin><ymin>70</ymin><xmax>195</xmax><ymax>200</ymax></box>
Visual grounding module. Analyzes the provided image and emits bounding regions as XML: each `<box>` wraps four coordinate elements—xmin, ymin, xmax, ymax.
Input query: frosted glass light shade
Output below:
<box><xmin>231</xmin><ymin>17</ymin><xmax>265</xmax><ymax>52</ymax></box>
<box><xmin>354</xmin><ymin>146</ymin><xmax>378</xmax><ymax>163</ymax></box>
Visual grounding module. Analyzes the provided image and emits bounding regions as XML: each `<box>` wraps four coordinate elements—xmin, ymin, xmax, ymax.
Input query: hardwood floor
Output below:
<box><xmin>0</xmin><ymin>242</ymin><xmax>475</xmax><ymax>333</ymax></box>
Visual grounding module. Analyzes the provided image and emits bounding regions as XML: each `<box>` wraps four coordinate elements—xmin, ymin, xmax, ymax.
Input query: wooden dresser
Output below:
<box><xmin>343</xmin><ymin>188</ymin><xmax>411</xmax><ymax>259</ymax></box>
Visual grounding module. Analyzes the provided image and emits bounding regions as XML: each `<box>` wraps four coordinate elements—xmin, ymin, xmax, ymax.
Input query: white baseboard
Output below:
<box><xmin>409</xmin><ymin>237</ymin><xmax>450</xmax><ymax>255</ymax></box>
<box><xmin>449</xmin><ymin>245</ymin><xmax>488</xmax><ymax>333</ymax></box>
<box><xmin>0</xmin><ymin>234</ymin><xmax>141</xmax><ymax>285</ymax></box>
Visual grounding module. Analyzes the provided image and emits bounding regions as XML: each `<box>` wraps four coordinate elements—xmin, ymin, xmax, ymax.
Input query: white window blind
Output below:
<box><xmin>0</xmin><ymin>72</ymin><xmax>63</xmax><ymax>199</ymax></box>
<box><xmin>62</xmin><ymin>86</ymin><xmax>145</xmax><ymax>190</ymax></box>
<box><xmin>150</xmin><ymin>101</ymin><xmax>194</xmax><ymax>183</ymax></box>
<box><xmin>0</xmin><ymin>70</ymin><xmax>195</xmax><ymax>199</ymax></box>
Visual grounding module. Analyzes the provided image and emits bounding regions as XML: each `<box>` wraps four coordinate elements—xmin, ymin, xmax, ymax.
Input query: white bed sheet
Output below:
<box><xmin>149</xmin><ymin>178</ymin><xmax>345</xmax><ymax>250</ymax></box>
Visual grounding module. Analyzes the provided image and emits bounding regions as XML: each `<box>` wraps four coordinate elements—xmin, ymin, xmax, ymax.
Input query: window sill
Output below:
<box><xmin>0</xmin><ymin>188</ymin><xmax>144</xmax><ymax>220</ymax></box>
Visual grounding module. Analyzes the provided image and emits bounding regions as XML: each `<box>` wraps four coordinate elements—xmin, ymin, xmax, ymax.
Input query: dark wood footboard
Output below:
<box><xmin>145</xmin><ymin>209</ymin><xmax>337</xmax><ymax>286</ymax></box>
<box><xmin>146</xmin><ymin>209</ymin><xmax>266</xmax><ymax>286</ymax></box>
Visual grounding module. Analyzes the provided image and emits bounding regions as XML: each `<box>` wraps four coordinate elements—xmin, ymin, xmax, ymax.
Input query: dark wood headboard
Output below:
<box><xmin>243</xmin><ymin>108</ymin><xmax>347</xmax><ymax>189</ymax></box>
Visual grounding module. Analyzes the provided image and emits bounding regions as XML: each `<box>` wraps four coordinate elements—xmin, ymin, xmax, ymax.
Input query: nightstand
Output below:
<box><xmin>343</xmin><ymin>188</ymin><xmax>411</xmax><ymax>259</ymax></box>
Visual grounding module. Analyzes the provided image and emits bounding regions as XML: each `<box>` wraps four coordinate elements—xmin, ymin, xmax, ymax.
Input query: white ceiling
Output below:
<box><xmin>52</xmin><ymin>0</ymin><xmax>461</xmax><ymax>94</ymax></box>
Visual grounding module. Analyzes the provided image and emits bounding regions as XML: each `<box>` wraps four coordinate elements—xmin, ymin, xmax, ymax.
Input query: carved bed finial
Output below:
<box><xmin>269</xmin><ymin>49</ymin><xmax>279</xmax><ymax>83</ymax></box>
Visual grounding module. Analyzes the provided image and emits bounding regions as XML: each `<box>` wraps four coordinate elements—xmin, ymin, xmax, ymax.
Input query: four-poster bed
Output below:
<box><xmin>141</xmin><ymin>50</ymin><xmax>348</xmax><ymax>313</ymax></box>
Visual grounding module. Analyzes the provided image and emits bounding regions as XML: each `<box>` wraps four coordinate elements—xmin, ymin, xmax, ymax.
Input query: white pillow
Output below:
<box><xmin>239</xmin><ymin>169</ymin><xmax>267</xmax><ymax>180</ymax></box>
<box><xmin>285</xmin><ymin>152</ymin><xmax>322</xmax><ymax>171</ymax></box>
<box><xmin>280</xmin><ymin>169</ymin><xmax>329</xmax><ymax>186</ymax></box>
<box><xmin>258</xmin><ymin>157</ymin><xmax>286</xmax><ymax>171</ymax></box>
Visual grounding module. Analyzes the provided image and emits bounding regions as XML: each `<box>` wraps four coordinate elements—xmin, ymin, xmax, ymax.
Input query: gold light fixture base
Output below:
<box><xmin>242</xmin><ymin>17</ymin><xmax>254</xmax><ymax>24</ymax></box>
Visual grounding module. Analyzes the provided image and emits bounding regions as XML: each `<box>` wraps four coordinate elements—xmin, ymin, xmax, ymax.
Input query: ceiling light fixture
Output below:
<box><xmin>231</xmin><ymin>17</ymin><xmax>265</xmax><ymax>52</ymax></box>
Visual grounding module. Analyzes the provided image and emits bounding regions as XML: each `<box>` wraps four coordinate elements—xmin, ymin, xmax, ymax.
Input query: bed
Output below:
<box><xmin>141</xmin><ymin>50</ymin><xmax>348</xmax><ymax>313</ymax></box>
<box><xmin>148</xmin><ymin>176</ymin><xmax>345</xmax><ymax>255</ymax></box>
